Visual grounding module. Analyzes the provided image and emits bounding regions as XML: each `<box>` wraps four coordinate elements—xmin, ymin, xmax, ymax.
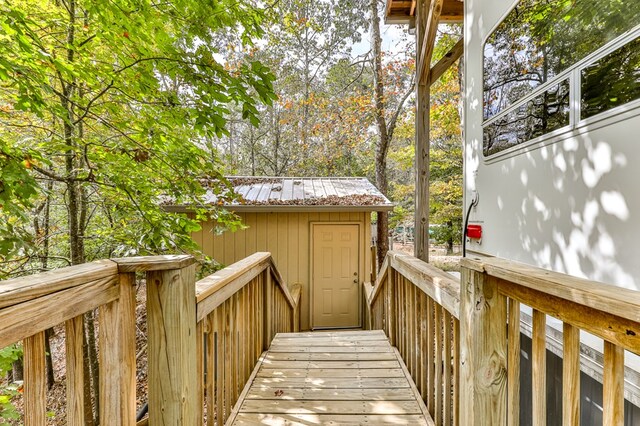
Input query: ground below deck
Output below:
<box><xmin>227</xmin><ymin>330</ymin><xmax>433</xmax><ymax>425</ymax></box>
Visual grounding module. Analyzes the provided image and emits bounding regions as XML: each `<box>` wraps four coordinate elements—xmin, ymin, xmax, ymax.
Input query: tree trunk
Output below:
<box><xmin>45</xmin><ymin>328</ymin><xmax>55</xmax><ymax>389</ymax></box>
<box><xmin>371</xmin><ymin>0</ymin><xmax>390</xmax><ymax>266</ymax></box>
<box><xmin>61</xmin><ymin>4</ymin><xmax>95</xmax><ymax>424</ymax></box>
<box><xmin>446</xmin><ymin>220</ymin><xmax>454</xmax><ymax>255</ymax></box>
<box><xmin>12</xmin><ymin>358</ymin><xmax>23</xmax><ymax>382</ymax></box>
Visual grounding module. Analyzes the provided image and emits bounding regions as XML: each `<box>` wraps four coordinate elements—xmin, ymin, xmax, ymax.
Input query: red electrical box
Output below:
<box><xmin>467</xmin><ymin>224</ymin><xmax>482</xmax><ymax>239</ymax></box>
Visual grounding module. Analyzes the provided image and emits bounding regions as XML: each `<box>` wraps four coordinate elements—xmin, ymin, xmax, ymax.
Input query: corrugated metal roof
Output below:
<box><xmin>224</xmin><ymin>177</ymin><xmax>393</xmax><ymax>211</ymax></box>
<box><xmin>165</xmin><ymin>177</ymin><xmax>394</xmax><ymax>212</ymax></box>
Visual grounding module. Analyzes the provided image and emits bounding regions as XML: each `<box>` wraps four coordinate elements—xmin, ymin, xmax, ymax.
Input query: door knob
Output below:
<box><xmin>353</xmin><ymin>279</ymin><xmax>358</xmax><ymax>283</ymax></box>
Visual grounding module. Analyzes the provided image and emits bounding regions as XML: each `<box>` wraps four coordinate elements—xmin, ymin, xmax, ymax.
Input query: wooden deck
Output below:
<box><xmin>227</xmin><ymin>330</ymin><xmax>433</xmax><ymax>425</ymax></box>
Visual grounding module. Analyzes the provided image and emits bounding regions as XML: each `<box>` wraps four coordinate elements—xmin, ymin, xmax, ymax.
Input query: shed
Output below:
<box><xmin>176</xmin><ymin>176</ymin><xmax>393</xmax><ymax>331</ymax></box>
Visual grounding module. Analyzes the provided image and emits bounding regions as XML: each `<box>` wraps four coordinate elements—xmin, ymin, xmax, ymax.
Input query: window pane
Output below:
<box><xmin>581</xmin><ymin>36</ymin><xmax>640</xmax><ymax>120</ymax></box>
<box><xmin>484</xmin><ymin>80</ymin><xmax>570</xmax><ymax>156</ymax></box>
<box><xmin>484</xmin><ymin>0</ymin><xmax>640</xmax><ymax>121</ymax></box>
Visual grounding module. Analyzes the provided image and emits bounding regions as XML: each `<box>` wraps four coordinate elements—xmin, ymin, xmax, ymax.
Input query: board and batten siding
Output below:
<box><xmin>191</xmin><ymin>211</ymin><xmax>372</xmax><ymax>331</ymax></box>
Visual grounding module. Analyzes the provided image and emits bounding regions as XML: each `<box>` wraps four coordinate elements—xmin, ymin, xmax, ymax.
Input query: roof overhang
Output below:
<box><xmin>163</xmin><ymin>204</ymin><xmax>395</xmax><ymax>214</ymax></box>
<box><xmin>385</xmin><ymin>0</ymin><xmax>463</xmax><ymax>25</ymax></box>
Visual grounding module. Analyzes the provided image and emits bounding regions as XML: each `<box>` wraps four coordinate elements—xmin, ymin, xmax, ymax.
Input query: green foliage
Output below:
<box><xmin>387</xmin><ymin>27</ymin><xmax>464</xmax><ymax>250</ymax></box>
<box><xmin>0</xmin><ymin>141</ymin><xmax>39</xmax><ymax>259</ymax></box>
<box><xmin>0</xmin><ymin>0</ymin><xmax>277</xmax><ymax>272</ymax></box>
<box><xmin>0</xmin><ymin>344</ymin><xmax>22</xmax><ymax>420</ymax></box>
<box><xmin>213</xmin><ymin>0</ymin><xmax>371</xmax><ymax>177</ymax></box>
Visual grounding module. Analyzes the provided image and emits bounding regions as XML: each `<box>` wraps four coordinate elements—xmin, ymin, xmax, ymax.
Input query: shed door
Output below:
<box><xmin>312</xmin><ymin>224</ymin><xmax>360</xmax><ymax>328</ymax></box>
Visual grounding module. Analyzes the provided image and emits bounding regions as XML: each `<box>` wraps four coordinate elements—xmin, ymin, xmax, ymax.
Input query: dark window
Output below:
<box><xmin>581</xmin><ymin>36</ymin><xmax>640</xmax><ymax>120</ymax></box>
<box><xmin>484</xmin><ymin>0</ymin><xmax>640</xmax><ymax>121</ymax></box>
<box><xmin>484</xmin><ymin>80</ymin><xmax>570</xmax><ymax>156</ymax></box>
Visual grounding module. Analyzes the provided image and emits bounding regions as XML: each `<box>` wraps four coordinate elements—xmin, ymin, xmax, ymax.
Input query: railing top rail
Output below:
<box><xmin>368</xmin><ymin>251</ymin><xmax>460</xmax><ymax>319</ymax></box>
<box><xmin>195</xmin><ymin>252</ymin><xmax>298</xmax><ymax>321</ymax></box>
<box><xmin>0</xmin><ymin>259</ymin><xmax>118</xmax><ymax>309</ymax></box>
<box><xmin>195</xmin><ymin>252</ymin><xmax>270</xmax><ymax>302</ymax></box>
<box><xmin>391</xmin><ymin>251</ymin><xmax>460</xmax><ymax>319</ymax></box>
<box><xmin>112</xmin><ymin>255</ymin><xmax>195</xmax><ymax>272</ymax></box>
<box><xmin>462</xmin><ymin>257</ymin><xmax>640</xmax><ymax>324</ymax></box>
<box><xmin>368</xmin><ymin>254</ymin><xmax>390</xmax><ymax>304</ymax></box>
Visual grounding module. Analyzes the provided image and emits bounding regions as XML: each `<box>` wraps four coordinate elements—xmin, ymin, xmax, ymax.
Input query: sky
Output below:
<box><xmin>350</xmin><ymin>23</ymin><xmax>414</xmax><ymax>59</ymax></box>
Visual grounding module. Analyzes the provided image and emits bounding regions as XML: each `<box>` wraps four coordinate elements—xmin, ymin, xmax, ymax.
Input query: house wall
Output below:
<box><xmin>464</xmin><ymin>0</ymin><xmax>640</xmax><ymax>289</ymax></box>
<box><xmin>191</xmin><ymin>211</ymin><xmax>372</xmax><ymax>331</ymax></box>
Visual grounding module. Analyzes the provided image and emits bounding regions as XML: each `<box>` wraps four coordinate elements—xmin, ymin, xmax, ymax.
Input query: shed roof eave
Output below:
<box><xmin>162</xmin><ymin>204</ymin><xmax>396</xmax><ymax>214</ymax></box>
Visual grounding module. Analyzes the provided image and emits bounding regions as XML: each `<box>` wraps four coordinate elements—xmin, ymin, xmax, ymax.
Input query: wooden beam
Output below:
<box><xmin>429</xmin><ymin>37</ymin><xmax>463</xmax><ymax>84</ymax></box>
<box><xmin>415</xmin><ymin>0</ymin><xmax>442</xmax><ymax>262</ymax></box>
<box><xmin>440</xmin><ymin>0</ymin><xmax>463</xmax><ymax>22</ymax></box>
<box><xmin>417</xmin><ymin>0</ymin><xmax>444</xmax><ymax>84</ymax></box>
<box><xmin>385</xmin><ymin>0</ymin><xmax>394</xmax><ymax>17</ymax></box>
<box><xmin>385</xmin><ymin>0</ymin><xmax>461</xmax><ymax>24</ymax></box>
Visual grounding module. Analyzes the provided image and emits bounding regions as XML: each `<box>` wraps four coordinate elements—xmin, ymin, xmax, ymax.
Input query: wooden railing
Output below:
<box><xmin>0</xmin><ymin>252</ymin><xmax>300</xmax><ymax>425</ymax></box>
<box><xmin>194</xmin><ymin>252</ymin><xmax>300</xmax><ymax>425</ymax></box>
<box><xmin>460</xmin><ymin>257</ymin><xmax>640</xmax><ymax>426</ymax></box>
<box><xmin>367</xmin><ymin>252</ymin><xmax>640</xmax><ymax>425</ymax></box>
<box><xmin>364</xmin><ymin>250</ymin><xmax>460</xmax><ymax>425</ymax></box>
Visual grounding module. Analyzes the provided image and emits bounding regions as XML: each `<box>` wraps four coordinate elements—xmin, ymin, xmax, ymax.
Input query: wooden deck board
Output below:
<box><xmin>227</xmin><ymin>330</ymin><xmax>434</xmax><ymax>425</ymax></box>
<box><xmin>232</xmin><ymin>414</ymin><xmax>431</xmax><ymax>425</ymax></box>
<box><xmin>265</xmin><ymin>352</ymin><xmax>397</xmax><ymax>361</ymax></box>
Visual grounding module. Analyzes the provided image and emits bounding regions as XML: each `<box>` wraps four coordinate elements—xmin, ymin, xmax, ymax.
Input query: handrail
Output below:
<box><xmin>366</xmin><ymin>250</ymin><xmax>640</xmax><ymax>425</ymax></box>
<box><xmin>195</xmin><ymin>252</ymin><xmax>298</xmax><ymax>320</ymax></box>
<box><xmin>364</xmin><ymin>250</ymin><xmax>460</xmax><ymax>426</ymax></box>
<box><xmin>0</xmin><ymin>255</ymin><xmax>194</xmax><ymax>425</ymax></box>
<box><xmin>368</xmin><ymin>251</ymin><xmax>459</xmax><ymax>318</ymax></box>
<box><xmin>194</xmin><ymin>252</ymin><xmax>301</xmax><ymax>425</ymax></box>
<box><xmin>0</xmin><ymin>259</ymin><xmax>117</xmax><ymax>309</ymax></box>
<box><xmin>0</xmin><ymin>252</ymin><xmax>300</xmax><ymax>425</ymax></box>
<box><xmin>462</xmin><ymin>256</ymin><xmax>640</xmax><ymax>324</ymax></box>
<box><xmin>460</xmin><ymin>256</ymin><xmax>640</xmax><ymax>425</ymax></box>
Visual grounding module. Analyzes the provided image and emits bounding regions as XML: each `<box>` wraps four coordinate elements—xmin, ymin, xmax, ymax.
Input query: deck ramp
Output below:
<box><xmin>227</xmin><ymin>330</ymin><xmax>433</xmax><ymax>425</ymax></box>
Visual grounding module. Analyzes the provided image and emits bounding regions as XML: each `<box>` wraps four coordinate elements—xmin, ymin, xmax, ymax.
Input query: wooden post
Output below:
<box><xmin>146</xmin><ymin>262</ymin><xmax>198</xmax><ymax>425</ymax></box>
<box><xmin>99</xmin><ymin>272</ymin><xmax>137</xmax><ymax>425</ymax></box>
<box><xmin>263</xmin><ymin>268</ymin><xmax>273</xmax><ymax>350</ymax></box>
<box><xmin>414</xmin><ymin>0</ymin><xmax>442</xmax><ymax>262</ymax></box>
<box><xmin>415</xmin><ymin>0</ymin><xmax>430</xmax><ymax>262</ymax></box>
<box><xmin>460</xmin><ymin>265</ymin><xmax>508</xmax><ymax>426</ymax></box>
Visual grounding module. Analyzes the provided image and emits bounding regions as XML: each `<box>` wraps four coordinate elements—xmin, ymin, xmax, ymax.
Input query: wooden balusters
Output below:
<box><xmin>194</xmin><ymin>253</ymin><xmax>301</xmax><ymax>425</ymax></box>
<box><xmin>98</xmin><ymin>271</ymin><xmax>137</xmax><ymax>424</ymax></box>
<box><xmin>562</xmin><ymin>323</ymin><xmax>580</xmax><ymax>426</ymax></box>
<box><xmin>459</xmin><ymin>256</ymin><xmax>640</xmax><ymax>425</ymax></box>
<box><xmin>364</xmin><ymin>251</ymin><xmax>460</xmax><ymax>426</ymax></box>
<box><xmin>532</xmin><ymin>309</ymin><xmax>546</xmax><ymax>426</ymax></box>
<box><xmin>507</xmin><ymin>299</ymin><xmax>521</xmax><ymax>426</ymax></box>
<box><xmin>65</xmin><ymin>315</ymin><xmax>86</xmax><ymax>425</ymax></box>
<box><xmin>0</xmin><ymin>253</ymin><xmax>306</xmax><ymax>426</ymax></box>
<box><xmin>604</xmin><ymin>341</ymin><xmax>625</xmax><ymax>426</ymax></box>
<box><xmin>23</xmin><ymin>331</ymin><xmax>46</xmax><ymax>426</ymax></box>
